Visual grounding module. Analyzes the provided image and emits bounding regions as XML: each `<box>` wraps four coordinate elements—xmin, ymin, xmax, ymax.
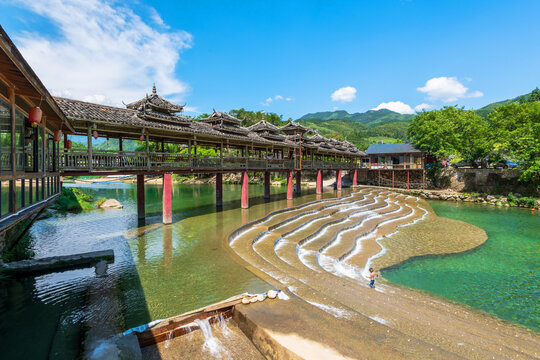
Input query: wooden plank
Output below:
<box><xmin>137</xmin><ymin>308</ymin><xmax>234</xmax><ymax>348</ymax></box>
<box><xmin>3</xmin><ymin>249</ymin><xmax>114</xmax><ymax>276</ymax></box>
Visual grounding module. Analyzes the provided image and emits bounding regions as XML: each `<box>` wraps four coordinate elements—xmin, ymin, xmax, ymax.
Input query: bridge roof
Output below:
<box><xmin>125</xmin><ymin>85</ymin><xmax>184</xmax><ymax>113</ymax></box>
<box><xmin>365</xmin><ymin>143</ymin><xmax>422</xmax><ymax>155</ymax></box>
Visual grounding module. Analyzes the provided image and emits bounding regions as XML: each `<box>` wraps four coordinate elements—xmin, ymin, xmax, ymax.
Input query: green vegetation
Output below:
<box><xmin>407</xmin><ymin>106</ymin><xmax>490</xmax><ymax>163</ymax></box>
<box><xmin>1</xmin><ymin>231</ymin><xmax>35</xmax><ymax>263</ymax></box>
<box><xmin>507</xmin><ymin>193</ymin><xmax>538</xmax><ymax>208</ymax></box>
<box><xmin>488</xmin><ymin>101</ymin><xmax>540</xmax><ymax>184</ymax></box>
<box><xmin>55</xmin><ymin>187</ymin><xmax>97</xmax><ymax>212</ymax></box>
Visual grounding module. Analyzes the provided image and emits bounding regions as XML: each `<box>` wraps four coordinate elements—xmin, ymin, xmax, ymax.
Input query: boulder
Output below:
<box><xmin>99</xmin><ymin>199</ymin><xmax>123</xmax><ymax>209</ymax></box>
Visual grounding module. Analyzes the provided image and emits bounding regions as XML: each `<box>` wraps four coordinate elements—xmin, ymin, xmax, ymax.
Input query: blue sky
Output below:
<box><xmin>1</xmin><ymin>0</ymin><xmax>539</xmax><ymax>118</ymax></box>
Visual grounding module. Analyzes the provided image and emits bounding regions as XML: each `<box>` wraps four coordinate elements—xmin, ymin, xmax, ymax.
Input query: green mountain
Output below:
<box><xmin>299</xmin><ymin>108</ymin><xmax>413</xmax><ymax>126</ymax></box>
<box><xmin>475</xmin><ymin>89</ymin><xmax>538</xmax><ymax>118</ymax></box>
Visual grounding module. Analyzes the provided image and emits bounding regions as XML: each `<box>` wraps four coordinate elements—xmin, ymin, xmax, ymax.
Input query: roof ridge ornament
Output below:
<box><xmin>152</xmin><ymin>83</ymin><xmax>156</xmax><ymax>94</ymax></box>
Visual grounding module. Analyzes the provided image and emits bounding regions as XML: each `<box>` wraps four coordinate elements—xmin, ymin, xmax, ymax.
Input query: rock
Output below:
<box><xmin>486</xmin><ymin>195</ymin><xmax>495</xmax><ymax>201</ymax></box>
<box><xmin>496</xmin><ymin>202</ymin><xmax>502</xmax><ymax>206</ymax></box>
<box><xmin>256</xmin><ymin>294</ymin><xmax>266</xmax><ymax>302</ymax></box>
<box><xmin>242</xmin><ymin>297</ymin><xmax>250</xmax><ymax>304</ymax></box>
<box><xmin>268</xmin><ymin>290</ymin><xmax>278</xmax><ymax>299</ymax></box>
<box><xmin>504</xmin><ymin>204</ymin><xmax>510</xmax><ymax>207</ymax></box>
<box><xmin>87</xmin><ymin>334</ymin><xmax>142</xmax><ymax>360</ymax></box>
<box><xmin>95</xmin><ymin>260</ymin><xmax>108</xmax><ymax>277</ymax></box>
<box><xmin>513</xmin><ymin>193</ymin><xmax>522</xmax><ymax>198</ymax></box>
<box><xmin>249</xmin><ymin>297</ymin><xmax>258</xmax><ymax>303</ymax></box>
<box><xmin>99</xmin><ymin>199</ymin><xmax>123</xmax><ymax>209</ymax></box>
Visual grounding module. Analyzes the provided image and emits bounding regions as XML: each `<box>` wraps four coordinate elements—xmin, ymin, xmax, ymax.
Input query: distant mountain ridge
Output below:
<box><xmin>298</xmin><ymin>108</ymin><xmax>413</xmax><ymax>127</ymax></box>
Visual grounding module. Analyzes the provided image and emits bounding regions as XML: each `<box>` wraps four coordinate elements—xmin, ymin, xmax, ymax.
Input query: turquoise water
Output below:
<box><xmin>384</xmin><ymin>201</ymin><xmax>540</xmax><ymax>332</ymax></box>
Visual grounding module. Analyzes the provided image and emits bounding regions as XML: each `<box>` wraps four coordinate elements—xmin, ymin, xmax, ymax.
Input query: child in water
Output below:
<box><xmin>367</xmin><ymin>268</ymin><xmax>378</xmax><ymax>288</ymax></box>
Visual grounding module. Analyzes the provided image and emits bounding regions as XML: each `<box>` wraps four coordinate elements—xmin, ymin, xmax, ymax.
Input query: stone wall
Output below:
<box><xmin>437</xmin><ymin>168</ymin><xmax>536</xmax><ymax>195</ymax></box>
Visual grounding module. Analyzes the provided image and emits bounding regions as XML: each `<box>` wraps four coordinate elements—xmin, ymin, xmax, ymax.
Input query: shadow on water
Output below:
<box><xmin>0</xmin><ymin>181</ymin><xmax>341</xmax><ymax>359</ymax></box>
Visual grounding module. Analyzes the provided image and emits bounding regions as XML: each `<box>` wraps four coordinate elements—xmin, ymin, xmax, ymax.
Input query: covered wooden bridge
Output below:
<box><xmin>54</xmin><ymin>86</ymin><xmax>367</xmax><ymax>222</ymax></box>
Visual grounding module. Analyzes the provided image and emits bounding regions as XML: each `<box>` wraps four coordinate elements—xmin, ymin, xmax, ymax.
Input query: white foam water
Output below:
<box><xmin>194</xmin><ymin>318</ymin><xmax>228</xmax><ymax>359</ymax></box>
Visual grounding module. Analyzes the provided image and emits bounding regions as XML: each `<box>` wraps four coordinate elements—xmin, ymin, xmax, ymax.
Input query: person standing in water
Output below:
<box><xmin>367</xmin><ymin>268</ymin><xmax>378</xmax><ymax>288</ymax></box>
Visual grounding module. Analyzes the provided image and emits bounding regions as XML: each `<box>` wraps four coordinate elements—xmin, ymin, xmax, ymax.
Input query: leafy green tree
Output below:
<box><xmin>229</xmin><ymin>108</ymin><xmax>285</xmax><ymax>127</ymax></box>
<box><xmin>407</xmin><ymin>106</ymin><xmax>491</xmax><ymax>163</ymax></box>
<box><xmin>488</xmin><ymin>102</ymin><xmax>540</xmax><ymax>184</ymax></box>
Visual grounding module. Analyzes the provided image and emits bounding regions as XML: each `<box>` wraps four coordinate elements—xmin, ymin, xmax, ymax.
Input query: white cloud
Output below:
<box><xmin>417</xmin><ymin>77</ymin><xmax>483</xmax><ymax>103</ymax></box>
<box><xmin>414</xmin><ymin>103</ymin><xmax>434</xmax><ymax>112</ymax></box>
<box><xmin>331</xmin><ymin>86</ymin><xmax>357</xmax><ymax>102</ymax></box>
<box><xmin>13</xmin><ymin>0</ymin><xmax>193</xmax><ymax>107</ymax></box>
<box><xmin>149</xmin><ymin>7</ymin><xmax>170</xmax><ymax>29</ymax></box>
<box><xmin>371</xmin><ymin>101</ymin><xmax>414</xmax><ymax>114</ymax></box>
<box><xmin>262</xmin><ymin>94</ymin><xmax>292</xmax><ymax>106</ymax></box>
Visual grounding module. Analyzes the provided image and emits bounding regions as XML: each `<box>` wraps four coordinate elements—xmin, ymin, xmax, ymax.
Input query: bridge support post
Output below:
<box><xmin>336</xmin><ymin>170</ymin><xmax>342</xmax><ymax>191</ymax></box>
<box><xmin>295</xmin><ymin>171</ymin><xmax>301</xmax><ymax>195</ymax></box>
<box><xmin>264</xmin><ymin>171</ymin><xmax>270</xmax><ymax>200</ymax></box>
<box><xmin>241</xmin><ymin>171</ymin><xmax>249</xmax><ymax>209</ymax></box>
<box><xmin>352</xmin><ymin>169</ymin><xmax>357</xmax><ymax>186</ymax></box>
<box><xmin>137</xmin><ymin>174</ymin><xmax>145</xmax><ymax>220</ymax></box>
<box><xmin>163</xmin><ymin>173</ymin><xmax>172</xmax><ymax>224</ymax></box>
<box><xmin>392</xmin><ymin>170</ymin><xmax>395</xmax><ymax>188</ymax></box>
<box><xmin>286</xmin><ymin>170</ymin><xmax>293</xmax><ymax>200</ymax></box>
<box><xmin>407</xmin><ymin>170</ymin><xmax>410</xmax><ymax>189</ymax></box>
<box><xmin>316</xmin><ymin>170</ymin><xmax>323</xmax><ymax>194</ymax></box>
<box><xmin>216</xmin><ymin>173</ymin><xmax>223</xmax><ymax>207</ymax></box>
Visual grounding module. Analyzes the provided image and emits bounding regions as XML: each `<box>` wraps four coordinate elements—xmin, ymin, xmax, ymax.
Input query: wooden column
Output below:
<box><xmin>216</xmin><ymin>173</ymin><xmax>223</xmax><ymax>207</ymax></box>
<box><xmin>336</xmin><ymin>170</ymin><xmax>342</xmax><ymax>191</ymax></box>
<box><xmin>145</xmin><ymin>133</ymin><xmax>150</xmax><ymax>170</ymax></box>
<box><xmin>29</xmin><ymin>178</ymin><xmax>33</xmax><ymax>205</ymax></box>
<box><xmin>8</xmin><ymin>88</ymin><xmax>16</xmax><ymax>212</ymax></box>
<box><xmin>295</xmin><ymin>171</ymin><xmax>301</xmax><ymax>195</ymax></box>
<box><xmin>137</xmin><ymin>174</ymin><xmax>145</xmax><ymax>220</ymax></box>
<box><xmin>392</xmin><ymin>170</ymin><xmax>395</xmax><ymax>188</ymax></box>
<box><xmin>407</xmin><ymin>170</ymin><xmax>410</xmax><ymax>189</ymax></box>
<box><xmin>352</xmin><ymin>169</ymin><xmax>357</xmax><ymax>186</ymax></box>
<box><xmin>163</xmin><ymin>173</ymin><xmax>172</xmax><ymax>224</ymax></box>
<box><xmin>264</xmin><ymin>171</ymin><xmax>271</xmax><ymax>200</ymax></box>
<box><xmin>286</xmin><ymin>170</ymin><xmax>293</xmax><ymax>200</ymax></box>
<box><xmin>188</xmin><ymin>140</ymin><xmax>192</xmax><ymax>169</ymax></box>
<box><xmin>423</xmin><ymin>169</ymin><xmax>425</xmax><ymax>190</ymax></box>
<box><xmin>316</xmin><ymin>170</ymin><xmax>323</xmax><ymax>194</ymax></box>
<box><xmin>378</xmin><ymin>170</ymin><xmax>381</xmax><ymax>186</ymax></box>
<box><xmin>241</xmin><ymin>171</ymin><xmax>249</xmax><ymax>209</ymax></box>
<box><xmin>220</xmin><ymin>143</ymin><xmax>224</xmax><ymax>168</ymax></box>
<box><xmin>87</xmin><ymin>125</ymin><xmax>93</xmax><ymax>172</ymax></box>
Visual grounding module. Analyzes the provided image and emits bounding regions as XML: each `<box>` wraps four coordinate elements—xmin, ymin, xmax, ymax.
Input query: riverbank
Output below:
<box><xmin>226</xmin><ymin>186</ymin><xmax>539</xmax><ymax>358</ymax></box>
<box><xmin>369</xmin><ymin>185</ymin><xmax>540</xmax><ymax>209</ymax></box>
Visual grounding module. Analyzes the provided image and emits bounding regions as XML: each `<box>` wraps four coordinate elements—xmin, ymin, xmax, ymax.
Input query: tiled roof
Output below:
<box><xmin>200</xmin><ymin>110</ymin><xmax>243</xmax><ymax>125</ymax></box>
<box><xmin>125</xmin><ymin>85</ymin><xmax>184</xmax><ymax>113</ymax></box>
<box><xmin>248</xmin><ymin>120</ymin><xmax>280</xmax><ymax>132</ymax></box>
<box><xmin>365</xmin><ymin>143</ymin><xmax>422</xmax><ymax>155</ymax></box>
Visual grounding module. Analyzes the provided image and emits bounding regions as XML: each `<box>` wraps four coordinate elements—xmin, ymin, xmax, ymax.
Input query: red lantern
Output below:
<box><xmin>66</xmin><ymin>140</ymin><xmax>72</xmax><ymax>150</ymax></box>
<box><xmin>251</xmin><ymin>145</ymin><xmax>254</xmax><ymax>151</ymax></box>
<box><xmin>92</xmin><ymin>130</ymin><xmax>98</xmax><ymax>139</ymax></box>
<box><xmin>29</xmin><ymin>107</ymin><xmax>42</xmax><ymax>125</ymax></box>
<box><xmin>140</xmin><ymin>135</ymin><xmax>145</xmax><ymax>142</ymax></box>
<box><xmin>156</xmin><ymin>144</ymin><xmax>160</xmax><ymax>151</ymax></box>
<box><xmin>194</xmin><ymin>141</ymin><xmax>197</xmax><ymax>146</ymax></box>
<box><xmin>53</xmin><ymin>129</ymin><xmax>63</xmax><ymax>142</ymax></box>
<box><xmin>226</xmin><ymin>144</ymin><xmax>229</xmax><ymax>150</ymax></box>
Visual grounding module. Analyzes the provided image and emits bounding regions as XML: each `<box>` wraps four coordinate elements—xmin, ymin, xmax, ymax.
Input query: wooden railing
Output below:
<box><xmin>368</xmin><ymin>163</ymin><xmax>423</xmax><ymax>170</ymax></box>
<box><xmin>60</xmin><ymin>150</ymin><xmax>361</xmax><ymax>172</ymax></box>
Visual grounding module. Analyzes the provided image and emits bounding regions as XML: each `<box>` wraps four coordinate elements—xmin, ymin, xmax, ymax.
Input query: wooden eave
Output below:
<box><xmin>0</xmin><ymin>26</ymin><xmax>74</xmax><ymax>133</ymax></box>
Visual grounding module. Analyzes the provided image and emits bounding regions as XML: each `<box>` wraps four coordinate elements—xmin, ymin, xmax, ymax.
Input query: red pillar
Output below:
<box><xmin>264</xmin><ymin>171</ymin><xmax>270</xmax><ymax>200</ymax></box>
<box><xmin>216</xmin><ymin>173</ymin><xmax>223</xmax><ymax>207</ymax></box>
<box><xmin>286</xmin><ymin>170</ymin><xmax>293</xmax><ymax>200</ymax></box>
<box><xmin>352</xmin><ymin>169</ymin><xmax>357</xmax><ymax>187</ymax></box>
<box><xmin>407</xmin><ymin>170</ymin><xmax>410</xmax><ymax>189</ymax></box>
<box><xmin>163</xmin><ymin>173</ymin><xmax>172</xmax><ymax>224</ymax></box>
<box><xmin>316</xmin><ymin>170</ymin><xmax>323</xmax><ymax>194</ymax></box>
<box><xmin>295</xmin><ymin>171</ymin><xmax>301</xmax><ymax>195</ymax></box>
<box><xmin>392</xmin><ymin>170</ymin><xmax>395</xmax><ymax>188</ymax></box>
<box><xmin>336</xmin><ymin>170</ymin><xmax>342</xmax><ymax>191</ymax></box>
<box><xmin>137</xmin><ymin>174</ymin><xmax>145</xmax><ymax>220</ymax></box>
<box><xmin>241</xmin><ymin>171</ymin><xmax>249</xmax><ymax>209</ymax></box>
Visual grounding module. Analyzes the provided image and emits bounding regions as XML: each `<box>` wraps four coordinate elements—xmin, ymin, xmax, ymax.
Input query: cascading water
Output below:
<box><xmin>193</xmin><ymin>317</ymin><xmax>228</xmax><ymax>359</ymax></box>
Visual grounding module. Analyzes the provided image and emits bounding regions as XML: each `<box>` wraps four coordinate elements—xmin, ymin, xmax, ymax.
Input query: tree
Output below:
<box><xmin>228</xmin><ymin>108</ymin><xmax>285</xmax><ymax>127</ymax></box>
<box><xmin>488</xmin><ymin>102</ymin><xmax>540</xmax><ymax>184</ymax></box>
<box><xmin>407</xmin><ymin>106</ymin><xmax>491</xmax><ymax>163</ymax></box>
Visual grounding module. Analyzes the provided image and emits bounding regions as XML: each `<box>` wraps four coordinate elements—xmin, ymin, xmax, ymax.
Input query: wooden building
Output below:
<box><xmin>0</xmin><ymin>26</ymin><xmax>73</xmax><ymax>241</ymax></box>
